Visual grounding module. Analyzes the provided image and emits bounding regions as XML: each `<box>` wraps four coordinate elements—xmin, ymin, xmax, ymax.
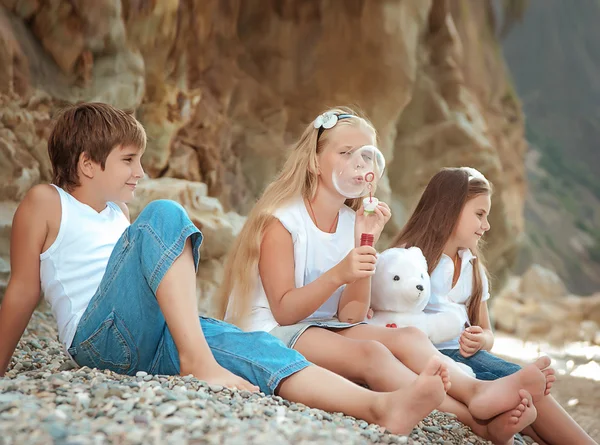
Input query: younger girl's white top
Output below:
<box><xmin>425</xmin><ymin>248</ymin><xmax>490</xmax><ymax>350</ymax></box>
<box><xmin>239</xmin><ymin>197</ymin><xmax>356</xmax><ymax>332</ymax></box>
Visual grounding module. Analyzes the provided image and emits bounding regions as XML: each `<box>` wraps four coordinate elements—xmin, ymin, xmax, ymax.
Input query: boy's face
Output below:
<box><xmin>93</xmin><ymin>144</ymin><xmax>145</xmax><ymax>203</ymax></box>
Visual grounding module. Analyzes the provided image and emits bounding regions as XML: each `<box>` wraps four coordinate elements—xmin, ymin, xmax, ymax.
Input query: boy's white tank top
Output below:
<box><xmin>239</xmin><ymin>197</ymin><xmax>356</xmax><ymax>332</ymax></box>
<box><xmin>40</xmin><ymin>185</ymin><xmax>130</xmax><ymax>349</ymax></box>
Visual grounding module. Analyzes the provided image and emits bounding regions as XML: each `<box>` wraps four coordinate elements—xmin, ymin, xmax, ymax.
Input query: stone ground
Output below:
<box><xmin>1</xmin><ymin>308</ymin><xmax>597</xmax><ymax>444</ymax></box>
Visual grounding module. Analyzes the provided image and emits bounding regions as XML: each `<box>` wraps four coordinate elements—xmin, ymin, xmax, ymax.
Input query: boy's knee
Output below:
<box><xmin>144</xmin><ymin>199</ymin><xmax>186</xmax><ymax>216</ymax></box>
<box><xmin>136</xmin><ymin>200</ymin><xmax>189</xmax><ymax>225</ymax></box>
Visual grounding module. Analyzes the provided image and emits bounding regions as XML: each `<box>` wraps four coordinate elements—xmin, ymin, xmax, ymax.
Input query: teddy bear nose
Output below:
<box><xmin>416</xmin><ymin>284</ymin><xmax>424</xmax><ymax>291</ymax></box>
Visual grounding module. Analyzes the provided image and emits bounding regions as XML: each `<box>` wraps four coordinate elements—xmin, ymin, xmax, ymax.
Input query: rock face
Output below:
<box><xmin>491</xmin><ymin>264</ymin><xmax>600</xmax><ymax>346</ymax></box>
<box><xmin>0</xmin><ymin>0</ymin><xmax>527</xmax><ymax>307</ymax></box>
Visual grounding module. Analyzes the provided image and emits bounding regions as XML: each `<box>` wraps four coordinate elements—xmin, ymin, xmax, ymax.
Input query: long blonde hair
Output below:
<box><xmin>216</xmin><ymin>107</ymin><xmax>378</xmax><ymax>328</ymax></box>
<box><xmin>391</xmin><ymin>168</ymin><xmax>492</xmax><ymax>326</ymax></box>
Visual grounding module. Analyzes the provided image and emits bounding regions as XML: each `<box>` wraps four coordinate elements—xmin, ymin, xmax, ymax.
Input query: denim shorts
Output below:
<box><xmin>439</xmin><ymin>349</ymin><xmax>522</xmax><ymax>380</ymax></box>
<box><xmin>68</xmin><ymin>199</ymin><xmax>310</xmax><ymax>395</ymax></box>
<box><xmin>270</xmin><ymin>318</ymin><xmax>365</xmax><ymax>348</ymax></box>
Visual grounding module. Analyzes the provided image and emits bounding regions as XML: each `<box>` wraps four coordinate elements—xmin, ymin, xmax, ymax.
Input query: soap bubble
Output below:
<box><xmin>332</xmin><ymin>145</ymin><xmax>385</xmax><ymax>199</ymax></box>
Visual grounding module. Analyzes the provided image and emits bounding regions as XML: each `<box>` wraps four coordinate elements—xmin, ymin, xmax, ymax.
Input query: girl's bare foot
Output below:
<box><xmin>374</xmin><ymin>356</ymin><xmax>447</xmax><ymax>435</ymax></box>
<box><xmin>485</xmin><ymin>390</ymin><xmax>537</xmax><ymax>445</ymax></box>
<box><xmin>468</xmin><ymin>361</ymin><xmax>545</xmax><ymax>420</ymax></box>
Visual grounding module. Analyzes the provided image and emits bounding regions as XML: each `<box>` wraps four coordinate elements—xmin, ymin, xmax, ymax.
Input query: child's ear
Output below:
<box><xmin>312</xmin><ymin>163</ymin><xmax>321</xmax><ymax>176</ymax></box>
<box><xmin>78</xmin><ymin>152</ymin><xmax>95</xmax><ymax>179</ymax></box>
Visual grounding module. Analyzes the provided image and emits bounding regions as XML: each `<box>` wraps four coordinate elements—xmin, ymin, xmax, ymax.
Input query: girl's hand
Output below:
<box><xmin>333</xmin><ymin>246</ymin><xmax>377</xmax><ymax>285</ymax></box>
<box><xmin>355</xmin><ymin>201</ymin><xmax>391</xmax><ymax>245</ymax></box>
<box><xmin>459</xmin><ymin>325</ymin><xmax>486</xmax><ymax>358</ymax></box>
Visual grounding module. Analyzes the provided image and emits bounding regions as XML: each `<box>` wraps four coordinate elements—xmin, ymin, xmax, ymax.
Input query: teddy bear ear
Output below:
<box><xmin>406</xmin><ymin>246</ymin><xmax>423</xmax><ymax>257</ymax></box>
<box><xmin>406</xmin><ymin>246</ymin><xmax>428</xmax><ymax>266</ymax></box>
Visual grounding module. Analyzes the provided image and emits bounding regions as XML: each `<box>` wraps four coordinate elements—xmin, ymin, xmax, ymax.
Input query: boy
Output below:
<box><xmin>0</xmin><ymin>102</ymin><xmax>450</xmax><ymax>436</ymax></box>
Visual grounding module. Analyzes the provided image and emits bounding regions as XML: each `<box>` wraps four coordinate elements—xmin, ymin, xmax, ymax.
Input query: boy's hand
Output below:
<box><xmin>189</xmin><ymin>365</ymin><xmax>259</xmax><ymax>392</ymax></box>
<box><xmin>459</xmin><ymin>325</ymin><xmax>485</xmax><ymax>357</ymax></box>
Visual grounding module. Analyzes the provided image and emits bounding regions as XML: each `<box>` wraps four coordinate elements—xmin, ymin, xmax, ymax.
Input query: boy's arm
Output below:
<box><xmin>0</xmin><ymin>186</ymin><xmax>52</xmax><ymax>376</ymax></box>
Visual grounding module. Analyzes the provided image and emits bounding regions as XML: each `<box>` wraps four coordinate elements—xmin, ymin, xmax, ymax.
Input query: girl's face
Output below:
<box><xmin>453</xmin><ymin>193</ymin><xmax>491</xmax><ymax>251</ymax></box>
<box><xmin>317</xmin><ymin>122</ymin><xmax>378</xmax><ymax>198</ymax></box>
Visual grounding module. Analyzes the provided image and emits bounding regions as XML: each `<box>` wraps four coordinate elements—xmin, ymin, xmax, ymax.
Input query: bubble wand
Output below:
<box><xmin>362</xmin><ymin>171</ymin><xmax>379</xmax><ymax>216</ymax></box>
<box><xmin>360</xmin><ymin>171</ymin><xmax>378</xmax><ymax>247</ymax></box>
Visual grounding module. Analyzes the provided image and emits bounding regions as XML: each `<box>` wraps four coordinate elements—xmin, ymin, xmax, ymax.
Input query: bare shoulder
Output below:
<box><xmin>116</xmin><ymin>202</ymin><xmax>130</xmax><ymax>221</ymax></box>
<box><xmin>14</xmin><ymin>184</ymin><xmax>60</xmax><ymax>254</ymax></box>
<box><xmin>9</xmin><ymin>185</ymin><xmax>60</xmax><ymax>295</ymax></box>
<box><xmin>17</xmin><ymin>184</ymin><xmax>59</xmax><ymax>222</ymax></box>
<box><xmin>262</xmin><ymin>218</ymin><xmax>292</xmax><ymax>246</ymax></box>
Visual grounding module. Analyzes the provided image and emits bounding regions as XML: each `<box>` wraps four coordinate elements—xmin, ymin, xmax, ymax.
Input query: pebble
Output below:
<box><xmin>423</xmin><ymin>425</ymin><xmax>441</xmax><ymax>434</ymax></box>
<box><xmin>0</xmin><ymin>309</ymin><xmax>522</xmax><ymax>445</ymax></box>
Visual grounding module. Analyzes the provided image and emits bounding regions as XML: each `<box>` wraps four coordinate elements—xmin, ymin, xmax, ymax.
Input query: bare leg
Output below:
<box><xmin>522</xmin><ymin>426</ymin><xmax>550</xmax><ymax>445</ymax></box>
<box><xmin>338</xmin><ymin>325</ymin><xmax>546</xmax><ymax>419</ymax></box>
<box><xmin>156</xmin><ymin>239</ymin><xmax>257</xmax><ymax>390</ymax></box>
<box><xmin>277</xmin><ymin>359</ymin><xmax>447</xmax><ymax>435</ymax></box>
<box><xmin>294</xmin><ymin>327</ymin><xmax>447</xmax><ymax>391</ymax></box>
<box><xmin>293</xmin><ymin>328</ymin><xmax>535</xmax><ymax>443</ymax></box>
<box><xmin>527</xmin><ymin>395</ymin><xmax>597</xmax><ymax>445</ymax></box>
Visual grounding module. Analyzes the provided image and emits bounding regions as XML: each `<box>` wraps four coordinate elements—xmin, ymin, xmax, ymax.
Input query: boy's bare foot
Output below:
<box><xmin>485</xmin><ymin>390</ymin><xmax>537</xmax><ymax>445</ymax></box>
<box><xmin>374</xmin><ymin>356</ymin><xmax>447</xmax><ymax>435</ymax></box>
<box><xmin>534</xmin><ymin>356</ymin><xmax>556</xmax><ymax>395</ymax></box>
<box><xmin>468</xmin><ymin>361</ymin><xmax>545</xmax><ymax>420</ymax></box>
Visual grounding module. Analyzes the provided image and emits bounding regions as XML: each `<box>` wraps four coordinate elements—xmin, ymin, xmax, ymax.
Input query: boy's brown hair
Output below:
<box><xmin>48</xmin><ymin>102</ymin><xmax>147</xmax><ymax>191</ymax></box>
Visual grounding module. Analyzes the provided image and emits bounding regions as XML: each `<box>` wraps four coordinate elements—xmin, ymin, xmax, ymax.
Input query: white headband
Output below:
<box><xmin>461</xmin><ymin>167</ymin><xmax>489</xmax><ymax>184</ymax></box>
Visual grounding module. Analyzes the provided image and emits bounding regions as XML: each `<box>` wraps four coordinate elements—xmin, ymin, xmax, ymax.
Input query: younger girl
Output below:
<box><xmin>218</xmin><ymin>107</ymin><xmax>550</xmax><ymax>445</ymax></box>
<box><xmin>391</xmin><ymin>167</ymin><xmax>596</xmax><ymax>445</ymax></box>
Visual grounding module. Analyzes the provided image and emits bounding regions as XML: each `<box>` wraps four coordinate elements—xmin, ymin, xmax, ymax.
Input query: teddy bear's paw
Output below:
<box><xmin>426</xmin><ymin>312</ymin><xmax>464</xmax><ymax>344</ymax></box>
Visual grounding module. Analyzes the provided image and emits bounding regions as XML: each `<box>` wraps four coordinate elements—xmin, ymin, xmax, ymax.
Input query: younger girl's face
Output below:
<box><xmin>318</xmin><ymin>122</ymin><xmax>377</xmax><ymax>198</ymax></box>
<box><xmin>453</xmin><ymin>193</ymin><xmax>491</xmax><ymax>251</ymax></box>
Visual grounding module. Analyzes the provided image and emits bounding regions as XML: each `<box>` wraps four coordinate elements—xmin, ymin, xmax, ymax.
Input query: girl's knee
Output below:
<box><xmin>357</xmin><ymin>340</ymin><xmax>395</xmax><ymax>369</ymax></box>
<box><xmin>395</xmin><ymin>326</ymin><xmax>430</xmax><ymax>343</ymax></box>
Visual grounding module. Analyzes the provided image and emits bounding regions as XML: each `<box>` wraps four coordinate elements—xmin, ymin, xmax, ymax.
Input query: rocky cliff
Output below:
<box><xmin>0</xmin><ymin>0</ymin><xmax>527</xmax><ymax>309</ymax></box>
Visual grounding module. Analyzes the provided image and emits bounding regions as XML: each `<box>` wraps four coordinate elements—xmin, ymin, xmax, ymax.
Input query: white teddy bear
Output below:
<box><xmin>369</xmin><ymin>247</ymin><xmax>475</xmax><ymax>377</ymax></box>
<box><xmin>369</xmin><ymin>247</ymin><xmax>465</xmax><ymax>344</ymax></box>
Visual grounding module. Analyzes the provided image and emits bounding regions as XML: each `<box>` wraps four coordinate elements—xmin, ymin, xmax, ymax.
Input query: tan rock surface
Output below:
<box><xmin>492</xmin><ymin>264</ymin><xmax>600</xmax><ymax>346</ymax></box>
<box><xmin>0</xmin><ymin>0</ymin><xmax>527</xmax><ymax>307</ymax></box>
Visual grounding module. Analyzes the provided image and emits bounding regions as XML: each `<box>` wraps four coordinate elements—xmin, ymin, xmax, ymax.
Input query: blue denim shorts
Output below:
<box><xmin>69</xmin><ymin>200</ymin><xmax>310</xmax><ymax>395</ymax></box>
<box><xmin>440</xmin><ymin>349</ymin><xmax>522</xmax><ymax>380</ymax></box>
